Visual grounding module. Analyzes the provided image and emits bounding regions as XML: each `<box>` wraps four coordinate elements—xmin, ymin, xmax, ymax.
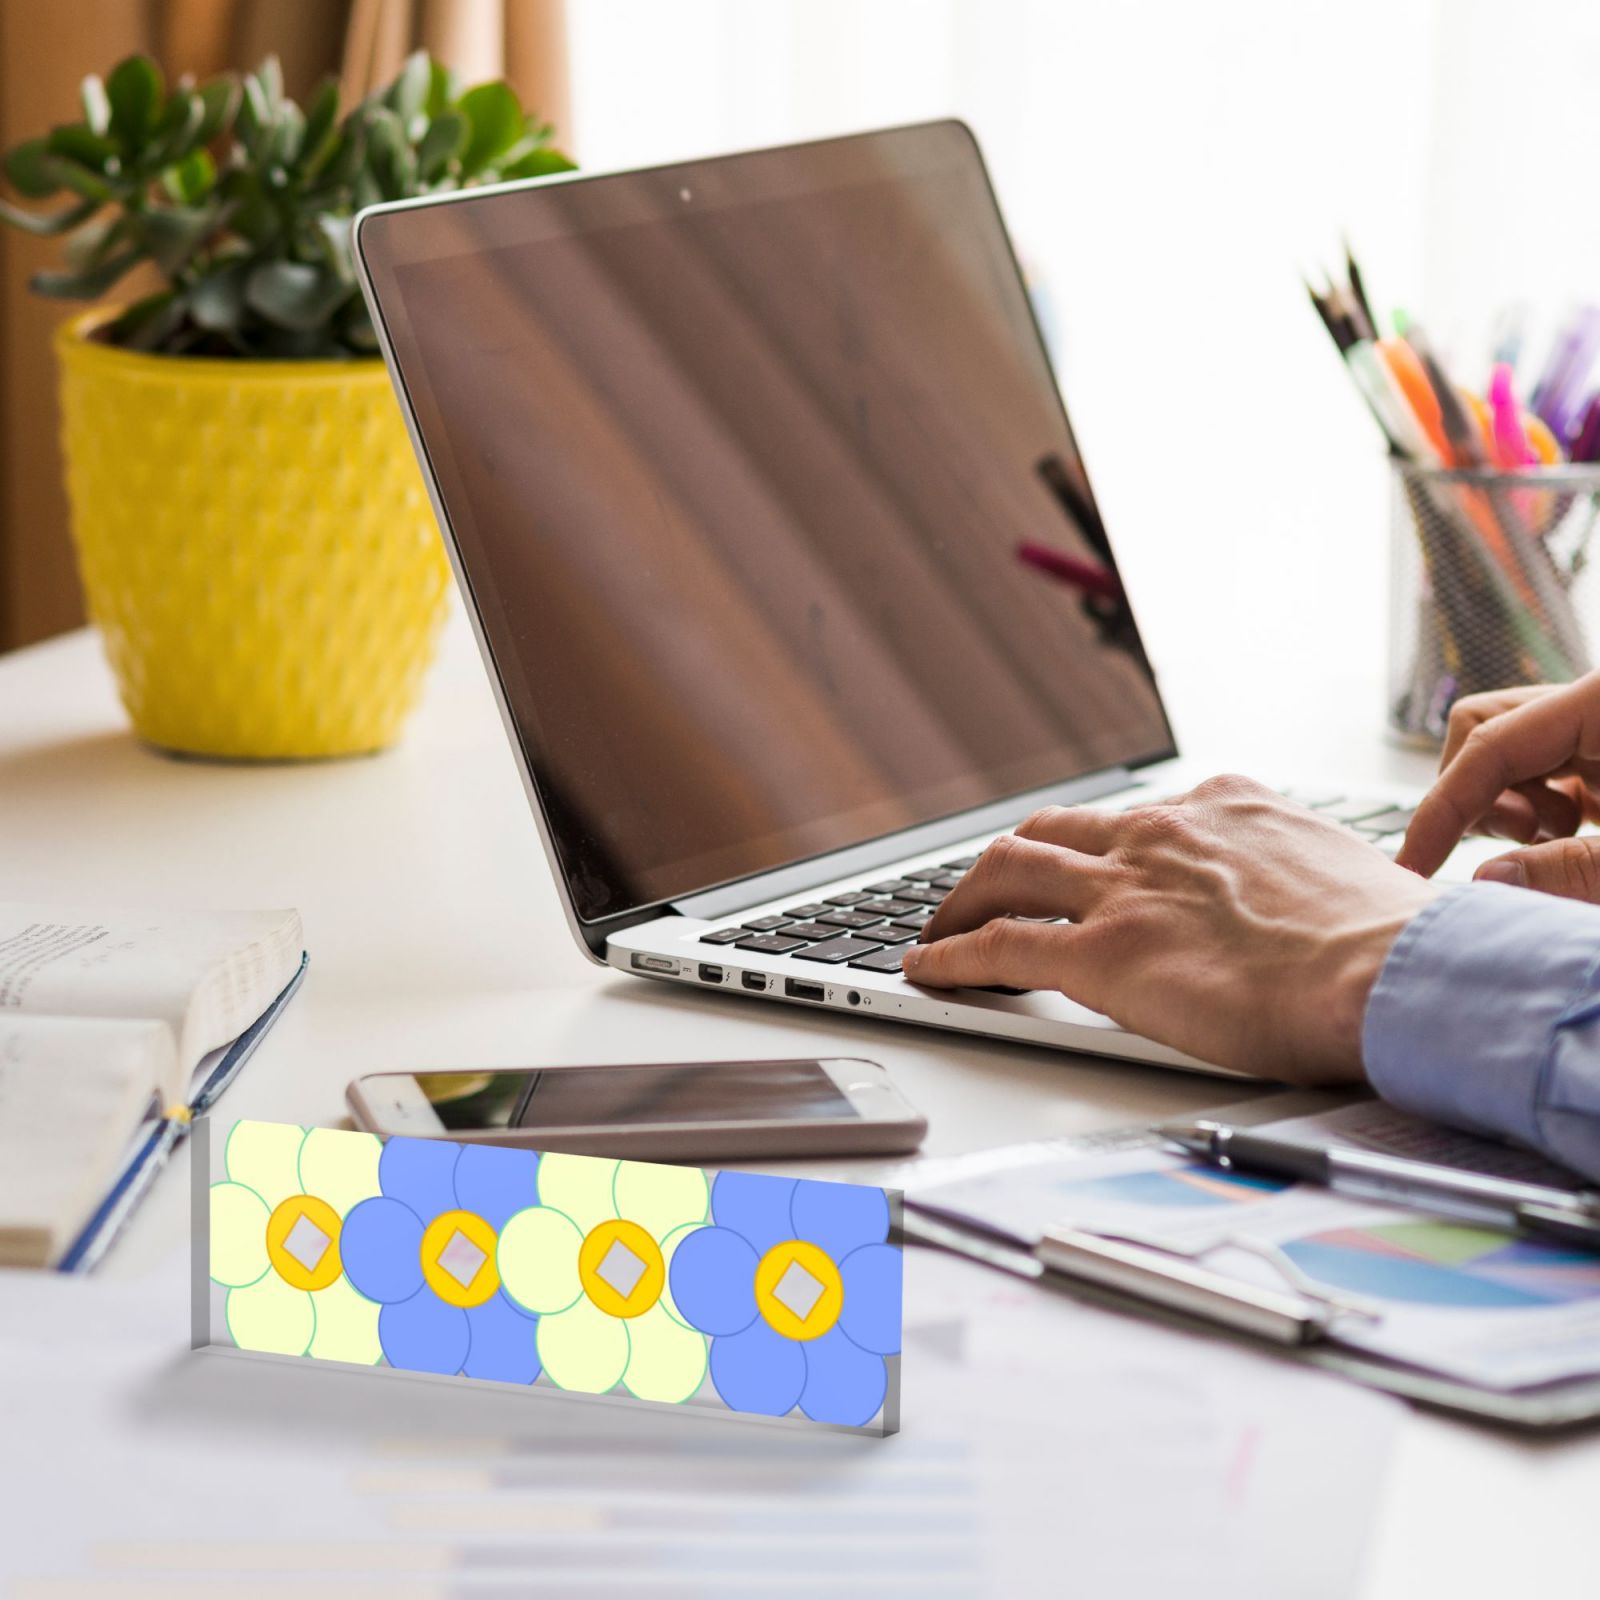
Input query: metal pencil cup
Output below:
<box><xmin>1388</xmin><ymin>460</ymin><xmax>1600</xmax><ymax>746</ymax></box>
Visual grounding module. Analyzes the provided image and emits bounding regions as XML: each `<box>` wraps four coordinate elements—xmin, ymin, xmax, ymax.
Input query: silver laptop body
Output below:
<box><xmin>355</xmin><ymin>122</ymin><xmax>1444</xmax><ymax>1081</ymax></box>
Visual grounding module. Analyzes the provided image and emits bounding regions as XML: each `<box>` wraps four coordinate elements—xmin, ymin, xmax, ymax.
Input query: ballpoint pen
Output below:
<box><xmin>1162</xmin><ymin>1119</ymin><xmax>1600</xmax><ymax>1254</ymax></box>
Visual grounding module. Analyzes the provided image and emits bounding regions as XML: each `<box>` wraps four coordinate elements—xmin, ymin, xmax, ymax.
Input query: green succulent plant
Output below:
<box><xmin>0</xmin><ymin>51</ymin><xmax>574</xmax><ymax>358</ymax></box>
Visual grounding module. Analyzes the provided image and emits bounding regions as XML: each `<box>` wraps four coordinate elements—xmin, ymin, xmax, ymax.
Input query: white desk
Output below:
<box><xmin>1</xmin><ymin>612</ymin><xmax>1595</xmax><ymax>1596</ymax></box>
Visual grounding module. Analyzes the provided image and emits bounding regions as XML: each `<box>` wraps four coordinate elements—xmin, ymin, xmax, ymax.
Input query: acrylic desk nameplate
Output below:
<box><xmin>192</xmin><ymin>1119</ymin><xmax>901</xmax><ymax>1436</ymax></box>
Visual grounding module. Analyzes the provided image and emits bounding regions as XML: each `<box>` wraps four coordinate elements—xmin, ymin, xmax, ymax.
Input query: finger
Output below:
<box><xmin>1480</xmin><ymin>790</ymin><xmax>1541</xmax><ymax>843</ymax></box>
<box><xmin>920</xmin><ymin>834</ymin><xmax>1109</xmax><ymax>943</ymax></box>
<box><xmin>901</xmin><ymin>917</ymin><xmax>1078</xmax><ymax>992</ymax></box>
<box><xmin>1013</xmin><ymin>804</ymin><xmax>1122</xmax><ymax>855</ymax></box>
<box><xmin>1475</xmin><ymin>837</ymin><xmax>1600</xmax><ymax>901</ymax></box>
<box><xmin>1399</xmin><ymin>684</ymin><xmax>1600</xmax><ymax>876</ymax></box>
<box><xmin>1439</xmin><ymin>686</ymin><xmax>1550</xmax><ymax>771</ymax></box>
<box><xmin>1510</xmin><ymin>780</ymin><xmax>1582</xmax><ymax>841</ymax></box>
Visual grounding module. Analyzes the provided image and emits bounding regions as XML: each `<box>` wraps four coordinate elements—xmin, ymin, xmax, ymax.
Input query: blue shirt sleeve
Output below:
<box><xmin>1362</xmin><ymin>881</ymin><xmax>1600</xmax><ymax>1181</ymax></box>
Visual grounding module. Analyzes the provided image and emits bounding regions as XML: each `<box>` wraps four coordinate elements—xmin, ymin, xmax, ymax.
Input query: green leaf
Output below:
<box><xmin>264</xmin><ymin>102</ymin><xmax>305</xmax><ymax>170</ymax></box>
<box><xmin>107</xmin><ymin>55</ymin><xmax>162</xmax><ymax>151</ymax></box>
<box><xmin>458</xmin><ymin>81</ymin><xmax>523</xmax><ymax>175</ymax></box>
<box><xmin>80</xmin><ymin>75</ymin><xmax>111</xmax><ymax>137</ymax></box>
<box><xmin>194</xmin><ymin>78</ymin><xmax>239</xmax><ymax>146</ymax></box>
<box><xmin>501</xmin><ymin>146</ymin><xmax>576</xmax><ymax>181</ymax></box>
<box><xmin>4</xmin><ymin>138</ymin><xmax>60</xmax><ymax>198</ymax></box>
<box><xmin>46</xmin><ymin>124</ymin><xmax>119</xmax><ymax>172</ymax></box>
<box><xmin>189</xmin><ymin>261</ymin><xmax>249</xmax><ymax>331</ymax></box>
<box><xmin>137</xmin><ymin>204</ymin><xmax>219</xmax><ymax>274</ymax></box>
<box><xmin>299</xmin><ymin>79</ymin><xmax>341</xmax><ymax>174</ymax></box>
<box><xmin>161</xmin><ymin>147</ymin><xmax>215</xmax><ymax>205</ymax></box>
<box><xmin>237</xmin><ymin>75</ymin><xmax>270</xmax><ymax>158</ymax></box>
<box><xmin>31</xmin><ymin>244</ymin><xmax>141</xmax><ymax>299</ymax></box>
<box><xmin>106</xmin><ymin>289</ymin><xmax>187</xmax><ymax>351</ymax></box>
<box><xmin>147</xmin><ymin>91</ymin><xmax>204</xmax><ymax>168</ymax></box>
<box><xmin>63</xmin><ymin>211</ymin><xmax>128</xmax><ymax>270</ymax></box>
<box><xmin>387</xmin><ymin>51</ymin><xmax>431</xmax><ymax>124</ymax></box>
<box><xmin>255</xmin><ymin>55</ymin><xmax>283</xmax><ymax>109</ymax></box>
<box><xmin>244</xmin><ymin>259</ymin><xmax>350</xmax><ymax>331</ymax></box>
<box><xmin>416</xmin><ymin>111</ymin><xmax>467</xmax><ymax>180</ymax></box>
<box><xmin>0</xmin><ymin>194</ymin><xmax>98</xmax><ymax>235</ymax></box>
<box><xmin>363</xmin><ymin>106</ymin><xmax>415</xmax><ymax>199</ymax></box>
<box><xmin>425</xmin><ymin>59</ymin><xmax>461</xmax><ymax>119</ymax></box>
<box><xmin>316</xmin><ymin>212</ymin><xmax>355</xmax><ymax>281</ymax></box>
<box><xmin>46</xmin><ymin>157</ymin><xmax>114</xmax><ymax>204</ymax></box>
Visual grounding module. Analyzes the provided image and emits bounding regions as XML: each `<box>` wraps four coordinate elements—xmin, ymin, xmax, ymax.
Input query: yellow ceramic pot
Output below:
<box><xmin>55</xmin><ymin>310</ymin><xmax>451</xmax><ymax>759</ymax></box>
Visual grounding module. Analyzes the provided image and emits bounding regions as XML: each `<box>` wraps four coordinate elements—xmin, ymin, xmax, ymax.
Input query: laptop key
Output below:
<box><xmin>1350</xmin><ymin>807</ymin><xmax>1416</xmax><ymax>836</ymax></box>
<box><xmin>891</xmin><ymin>911</ymin><xmax>934</xmax><ymax>929</ymax></box>
<box><xmin>793</xmin><ymin>937</ymin><xmax>883</xmax><ymax>964</ymax></box>
<box><xmin>931</xmin><ymin>873</ymin><xmax>966</xmax><ymax>890</ymax></box>
<box><xmin>871</xmin><ymin>927</ymin><xmax>919</xmax><ymax>944</ymax></box>
<box><xmin>742</xmin><ymin>915</ymin><xmax>796</xmax><ymax>932</ymax></box>
<box><xmin>818</xmin><ymin>909</ymin><xmax>887</xmax><ymax>931</ymax></box>
<box><xmin>905</xmin><ymin>867</ymin><xmax>947</xmax><ymax>882</ymax></box>
<box><xmin>735</xmin><ymin>933</ymin><xmax>808</xmax><ymax>954</ymax></box>
<box><xmin>898</xmin><ymin>886</ymin><xmax>947</xmax><ymax>906</ymax></box>
<box><xmin>865</xmin><ymin>879</ymin><xmax>915</xmax><ymax>895</ymax></box>
<box><xmin>781</xmin><ymin>921</ymin><xmax>845</xmax><ymax>941</ymax></box>
<box><xmin>824</xmin><ymin>892</ymin><xmax>874</xmax><ymax>907</ymax></box>
<box><xmin>942</xmin><ymin>856</ymin><xmax>981</xmax><ymax>870</ymax></box>
<box><xmin>1316</xmin><ymin>797</ymin><xmax>1394</xmax><ymax>824</ymax></box>
<box><xmin>700</xmin><ymin>927</ymin><xmax>747</xmax><ymax>945</ymax></box>
<box><xmin>784</xmin><ymin>902</ymin><xmax>830</xmax><ymax>918</ymax></box>
<box><xmin>849</xmin><ymin>946</ymin><xmax>909</xmax><ymax>973</ymax></box>
<box><xmin>858</xmin><ymin>897</ymin><xmax>920</xmax><ymax>917</ymax></box>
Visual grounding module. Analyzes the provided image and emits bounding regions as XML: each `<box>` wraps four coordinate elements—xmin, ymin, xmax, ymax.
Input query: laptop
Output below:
<box><xmin>354</xmin><ymin>121</ymin><xmax>1449</xmax><ymax>1079</ymax></box>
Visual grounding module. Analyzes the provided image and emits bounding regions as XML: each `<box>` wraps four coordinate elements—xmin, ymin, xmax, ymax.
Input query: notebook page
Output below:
<box><xmin>0</xmin><ymin>1016</ymin><xmax>173</xmax><ymax>1268</ymax></box>
<box><xmin>0</xmin><ymin>907</ymin><xmax>301</xmax><ymax>1099</ymax></box>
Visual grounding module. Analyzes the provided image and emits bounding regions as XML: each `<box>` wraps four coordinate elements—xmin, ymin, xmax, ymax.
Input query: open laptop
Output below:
<box><xmin>355</xmin><ymin>121</ymin><xmax>1443</xmax><ymax>1079</ymax></box>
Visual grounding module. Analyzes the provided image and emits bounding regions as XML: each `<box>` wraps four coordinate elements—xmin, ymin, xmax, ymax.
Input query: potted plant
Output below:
<box><xmin>1</xmin><ymin>53</ymin><xmax>573</xmax><ymax>758</ymax></box>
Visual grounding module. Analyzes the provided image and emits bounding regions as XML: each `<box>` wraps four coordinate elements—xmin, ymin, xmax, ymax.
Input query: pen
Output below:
<box><xmin>1163</xmin><ymin>1119</ymin><xmax>1600</xmax><ymax>1253</ymax></box>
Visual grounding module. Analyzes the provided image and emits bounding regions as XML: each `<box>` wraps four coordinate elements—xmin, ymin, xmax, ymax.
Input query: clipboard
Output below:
<box><xmin>897</xmin><ymin>1088</ymin><xmax>1600</xmax><ymax>1432</ymax></box>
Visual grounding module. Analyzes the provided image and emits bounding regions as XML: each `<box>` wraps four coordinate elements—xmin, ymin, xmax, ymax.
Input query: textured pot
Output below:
<box><xmin>54</xmin><ymin>310</ymin><xmax>451</xmax><ymax>759</ymax></box>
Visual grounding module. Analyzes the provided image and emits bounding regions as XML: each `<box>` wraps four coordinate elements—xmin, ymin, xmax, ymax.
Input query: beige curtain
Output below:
<box><xmin>0</xmin><ymin>0</ymin><xmax>570</xmax><ymax>652</ymax></box>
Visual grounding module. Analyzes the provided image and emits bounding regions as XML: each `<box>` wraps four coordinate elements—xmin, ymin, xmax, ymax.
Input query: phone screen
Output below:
<box><xmin>402</xmin><ymin>1061</ymin><xmax>858</xmax><ymax>1132</ymax></box>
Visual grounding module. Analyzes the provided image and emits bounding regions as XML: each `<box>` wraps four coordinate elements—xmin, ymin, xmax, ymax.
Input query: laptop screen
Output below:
<box><xmin>360</xmin><ymin>123</ymin><xmax>1173</xmax><ymax>923</ymax></box>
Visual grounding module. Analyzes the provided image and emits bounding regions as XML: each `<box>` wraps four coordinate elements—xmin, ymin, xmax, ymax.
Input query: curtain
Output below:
<box><xmin>0</xmin><ymin>0</ymin><xmax>570</xmax><ymax>652</ymax></box>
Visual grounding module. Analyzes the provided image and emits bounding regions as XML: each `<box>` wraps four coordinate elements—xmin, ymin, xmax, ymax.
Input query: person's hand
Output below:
<box><xmin>898</xmin><ymin>776</ymin><xmax>1444</xmax><ymax>1082</ymax></box>
<box><xmin>1397</xmin><ymin>673</ymin><xmax>1600</xmax><ymax>898</ymax></box>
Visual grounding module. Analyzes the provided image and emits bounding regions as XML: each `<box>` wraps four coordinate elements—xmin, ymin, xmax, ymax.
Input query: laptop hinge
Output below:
<box><xmin>671</xmin><ymin>767</ymin><xmax>1143</xmax><ymax>923</ymax></box>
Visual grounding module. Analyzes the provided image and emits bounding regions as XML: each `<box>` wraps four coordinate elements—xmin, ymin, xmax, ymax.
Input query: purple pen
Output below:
<box><xmin>1574</xmin><ymin>394</ymin><xmax>1600</xmax><ymax>464</ymax></box>
<box><xmin>1538</xmin><ymin>307</ymin><xmax>1600</xmax><ymax>443</ymax></box>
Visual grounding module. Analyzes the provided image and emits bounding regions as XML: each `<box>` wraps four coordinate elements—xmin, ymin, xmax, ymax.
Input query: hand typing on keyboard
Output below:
<box><xmin>900</xmin><ymin>775</ymin><xmax>1443</xmax><ymax>1082</ymax></box>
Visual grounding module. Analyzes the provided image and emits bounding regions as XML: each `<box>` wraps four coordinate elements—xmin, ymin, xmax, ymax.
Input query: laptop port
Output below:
<box><xmin>741</xmin><ymin>972</ymin><xmax>767</xmax><ymax>992</ymax></box>
<box><xmin>785</xmin><ymin>978</ymin><xmax>826</xmax><ymax>1002</ymax></box>
<box><xmin>631</xmin><ymin>953</ymin><xmax>678</xmax><ymax>975</ymax></box>
<box><xmin>698</xmin><ymin>963</ymin><xmax>725</xmax><ymax>984</ymax></box>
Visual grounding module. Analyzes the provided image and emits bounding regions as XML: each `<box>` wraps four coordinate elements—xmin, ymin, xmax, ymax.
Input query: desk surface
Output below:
<box><xmin>1</xmin><ymin>612</ymin><xmax>1594</xmax><ymax>1596</ymax></box>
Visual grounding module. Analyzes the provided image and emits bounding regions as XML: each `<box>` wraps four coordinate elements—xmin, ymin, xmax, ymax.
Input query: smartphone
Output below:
<box><xmin>345</xmin><ymin>1058</ymin><xmax>927</xmax><ymax>1160</ymax></box>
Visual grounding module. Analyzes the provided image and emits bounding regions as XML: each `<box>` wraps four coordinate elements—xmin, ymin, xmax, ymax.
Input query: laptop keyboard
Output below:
<box><xmin>696</xmin><ymin>788</ymin><xmax>1416</xmax><ymax>981</ymax></box>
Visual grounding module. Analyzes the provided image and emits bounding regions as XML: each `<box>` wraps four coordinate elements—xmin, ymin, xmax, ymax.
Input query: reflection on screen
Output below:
<box><xmin>368</xmin><ymin>126</ymin><xmax>1172</xmax><ymax>920</ymax></box>
<box><xmin>413</xmin><ymin>1063</ymin><xmax>856</xmax><ymax>1130</ymax></box>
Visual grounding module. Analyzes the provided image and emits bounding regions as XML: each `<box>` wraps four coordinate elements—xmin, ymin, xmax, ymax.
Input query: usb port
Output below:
<box><xmin>741</xmin><ymin>971</ymin><xmax>767</xmax><ymax>992</ymax></box>
<box><xmin>785</xmin><ymin>978</ymin><xmax>826</xmax><ymax>1002</ymax></box>
<box><xmin>698</xmin><ymin>963</ymin><xmax>725</xmax><ymax>984</ymax></box>
<box><xmin>631</xmin><ymin>953</ymin><xmax>678</xmax><ymax>975</ymax></box>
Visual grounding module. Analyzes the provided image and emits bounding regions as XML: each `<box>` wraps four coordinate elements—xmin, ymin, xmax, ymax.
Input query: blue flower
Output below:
<box><xmin>340</xmin><ymin>1137</ymin><xmax>542</xmax><ymax>1383</ymax></box>
<box><xmin>667</xmin><ymin>1173</ymin><xmax>900</xmax><ymax>1425</ymax></box>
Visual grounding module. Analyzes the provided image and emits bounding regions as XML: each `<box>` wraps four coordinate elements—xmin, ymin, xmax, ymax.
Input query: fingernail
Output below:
<box><xmin>1477</xmin><ymin>859</ymin><xmax>1526</xmax><ymax>887</ymax></box>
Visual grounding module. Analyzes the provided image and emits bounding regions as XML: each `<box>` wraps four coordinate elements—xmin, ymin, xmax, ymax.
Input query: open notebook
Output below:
<box><xmin>0</xmin><ymin>906</ymin><xmax>306</xmax><ymax>1269</ymax></box>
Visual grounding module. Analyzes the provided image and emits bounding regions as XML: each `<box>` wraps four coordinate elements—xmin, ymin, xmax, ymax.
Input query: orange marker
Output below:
<box><xmin>1377</xmin><ymin>337</ymin><xmax>1450</xmax><ymax>461</ymax></box>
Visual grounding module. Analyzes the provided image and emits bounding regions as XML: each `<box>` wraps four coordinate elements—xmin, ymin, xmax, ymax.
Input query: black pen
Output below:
<box><xmin>1162</xmin><ymin>1119</ymin><xmax>1600</xmax><ymax>1254</ymax></box>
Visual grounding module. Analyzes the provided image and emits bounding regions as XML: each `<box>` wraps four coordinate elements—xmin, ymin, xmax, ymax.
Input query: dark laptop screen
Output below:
<box><xmin>360</xmin><ymin>123</ymin><xmax>1173</xmax><ymax>922</ymax></box>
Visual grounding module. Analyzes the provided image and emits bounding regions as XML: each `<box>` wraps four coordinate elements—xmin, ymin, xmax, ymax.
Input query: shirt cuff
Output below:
<box><xmin>1361</xmin><ymin>881</ymin><xmax>1600</xmax><ymax>1147</ymax></box>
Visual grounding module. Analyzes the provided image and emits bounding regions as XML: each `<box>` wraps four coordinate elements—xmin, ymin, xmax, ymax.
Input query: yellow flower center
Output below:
<box><xmin>419</xmin><ymin>1209</ymin><xmax>501</xmax><ymax>1308</ymax></box>
<box><xmin>578</xmin><ymin>1218</ymin><xmax>664</xmax><ymax>1318</ymax></box>
<box><xmin>754</xmin><ymin>1240</ymin><xmax>843</xmax><ymax>1341</ymax></box>
<box><xmin>265</xmin><ymin>1194</ymin><xmax>344</xmax><ymax>1292</ymax></box>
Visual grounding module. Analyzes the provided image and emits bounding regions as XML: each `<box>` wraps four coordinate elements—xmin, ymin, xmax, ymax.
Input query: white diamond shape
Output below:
<box><xmin>773</xmin><ymin>1259</ymin><xmax>826</xmax><ymax>1321</ymax></box>
<box><xmin>438</xmin><ymin>1229</ymin><xmax>487</xmax><ymax>1290</ymax></box>
<box><xmin>596</xmin><ymin>1238</ymin><xmax>647</xmax><ymax>1299</ymax></box>
<box><xmin>283</xmin><ymin>1214</ymin><xmax>330</xmax><ymax>1273</ymax></box>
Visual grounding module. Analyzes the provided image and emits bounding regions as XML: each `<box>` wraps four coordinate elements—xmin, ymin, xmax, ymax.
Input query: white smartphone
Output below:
<box><xmin>345</xmin><ymin>1058</ymin><xmax>927</xmax><ymax>1160</ymax></box>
